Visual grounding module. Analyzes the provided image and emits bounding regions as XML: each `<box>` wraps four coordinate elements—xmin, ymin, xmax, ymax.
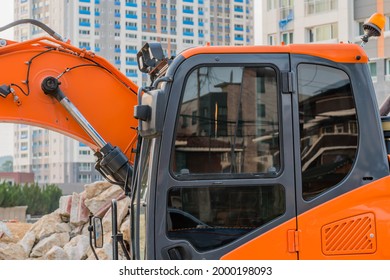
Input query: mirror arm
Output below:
<box><xmin>88</xmin><ymin>214</ymin><xmax>99</xmax><ymax>260</ymax></box>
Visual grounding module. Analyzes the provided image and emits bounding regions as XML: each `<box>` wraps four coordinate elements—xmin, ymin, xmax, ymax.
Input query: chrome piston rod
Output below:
<box><xmin>59</xmin><ymin>97</ymin><xmax>107</xmax><ymax>149</ymax></box>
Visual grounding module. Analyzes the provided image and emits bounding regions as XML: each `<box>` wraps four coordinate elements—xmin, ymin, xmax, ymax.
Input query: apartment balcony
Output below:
<box><xmin>125</xmin><ymin>2</ymin><xmax>137</xmax><ymax>7</ymax></box>
<box><xmin>279</xmin><ymin>7</ymin><xmax>294</xmax><ymax>30</ymax></box>
<box><xmin>126</xmin><ymin>14</ymin><xmax>137</xmax><ymax>19</ymax></box>
<box><xmin>79</xmin><ymin>22</ymin><xmax>91</xmax><ymax>27</ymax></box>
<box><xmin>126</xmin><ymin>61</ymin><xmax>138</xmax><ymax>66</ymax></box>
<box><xmin>126</xmin><ymin>73</ymin><xmax>138</xmax><ymax>78</ymax></box>
<box><xmin>183</xmin><ymin>9</ymin><xmax>194</xmax><ymax>14</ymax></box>
<box><xmin>79</xmin><ymin>10</ymin><xmax>91</xmax><ymax>15</ymax></box>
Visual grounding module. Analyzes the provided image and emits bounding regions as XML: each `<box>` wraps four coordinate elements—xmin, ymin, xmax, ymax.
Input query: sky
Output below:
<box><xmin>0</xmin><ymin>0</ymin><xmax>14</xmax><ymax>157</ymax></box>
<box><xmin>0</xmin><ymin>0</ymin><xmax>261</xmax><ymax>157</ymax></box>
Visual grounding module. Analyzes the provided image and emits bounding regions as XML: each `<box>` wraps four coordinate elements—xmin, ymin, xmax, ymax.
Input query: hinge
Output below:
<box><xmin>287</xmin><ymin>230</ymin><xmax>301</xmax><ymax>253</ymax></box>
<box><xmin>281</xmin><ymin>71</ymin><xmax>294</xmax><ymax>94</ymax></box>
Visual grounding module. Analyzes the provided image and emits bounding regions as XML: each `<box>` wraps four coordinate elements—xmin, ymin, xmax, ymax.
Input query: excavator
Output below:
<box><xmin>0</xmin><ymin>13</ymin><xmax>389</xmax><ymax>260</ymax></box>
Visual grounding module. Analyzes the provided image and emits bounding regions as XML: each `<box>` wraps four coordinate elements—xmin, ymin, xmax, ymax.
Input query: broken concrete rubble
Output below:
<box><xmin>0</xmin><ymin>181</ymin><xmax>130</xmax><ymax>260</ymax></box>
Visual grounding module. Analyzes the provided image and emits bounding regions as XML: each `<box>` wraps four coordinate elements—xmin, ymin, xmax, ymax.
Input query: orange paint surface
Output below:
<box><xmin>222</xmin><ymin>176</ymin><xmax>390</xmax><ymax>260</ymax></box>
<box><xmin>0</xmin><ymin>37</ymin><xmax>138</xmax><ymax>159</ymax></box>
<box><xmin>181</xmin><ymin>43</ymin><xmax>369</xmax><ymax>64</ymax></box>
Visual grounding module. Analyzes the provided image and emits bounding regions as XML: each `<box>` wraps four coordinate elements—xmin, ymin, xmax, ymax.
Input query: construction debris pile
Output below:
<box><xmin>0</xmin><ymin>181</ymin><xmax>130</xmax><ymax>260</ymax></box>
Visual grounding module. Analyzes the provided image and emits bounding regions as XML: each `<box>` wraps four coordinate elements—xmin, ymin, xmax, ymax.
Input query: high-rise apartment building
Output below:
<box><xmin>15</xmin><ymin>0</ymin><xmax>254</xmax><ymax>87</ymax></box>
<box><xmin>12</xmin><ymin>0</ymin><xmax>254</xmax><ymax>184</ymax></box>
<box><xmin>262</xmin><ymin>0</ymin><xmax>390</xmax><ymax>105</ymax></box>
<box><xmin>13</xmin><ymin>124</ymin><xmax>102</xmax><ymax>184</ymax></box>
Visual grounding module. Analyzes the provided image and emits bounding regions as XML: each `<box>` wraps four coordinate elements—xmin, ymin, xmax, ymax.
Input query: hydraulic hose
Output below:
<box><xmin>0</xmin><ymin>19</ymin><xmax>65</xmax><ymax>42</ymax></box>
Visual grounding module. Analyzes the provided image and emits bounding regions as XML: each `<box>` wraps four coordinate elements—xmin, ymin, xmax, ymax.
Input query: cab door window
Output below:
<box><xmin>297</xmin><ymin>64</ymin><xmax>358</xmax><ymax>200</ymax></box>
<box><xmin>172</xmin><ymin>66</ymin><xmax>280</xmax><ymax>178</ymax></box>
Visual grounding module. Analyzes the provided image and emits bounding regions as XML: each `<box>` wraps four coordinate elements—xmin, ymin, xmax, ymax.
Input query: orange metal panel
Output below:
<box><xmin>181</xmin><ymin>43</ymin><xmax>369</xmax><ymax>64</ymax></box>
<box><xmin>0</xmin><ymin>37</ymin><xmax>138</xmax><ymax>159</ymax></box>
<box><xmin>298</xmin><ymin>176</ymin><xmax>390</xmax><ymax>259</ymax></box>
<box><xmin>321</xmin><ymin>213</ymin><xmax>376</xmax><ymax>255</ymax></box>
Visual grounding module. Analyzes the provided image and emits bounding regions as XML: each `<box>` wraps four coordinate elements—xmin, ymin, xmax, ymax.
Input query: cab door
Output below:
<box><xmin>291</xmin><ymin>55</ymin><xmax>390</xmax><ymax>259</ymax></box>
<box><xmin>153</xmin><ymin>53</ymin><xmax>298</xmax><ymax>260</ymax></box>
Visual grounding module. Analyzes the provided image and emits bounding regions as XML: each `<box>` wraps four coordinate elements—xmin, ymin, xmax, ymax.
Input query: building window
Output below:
<box><xmin>368</xmin><ymin>62</ymin><xmax>377</xmax><ymax>82</ymax></box>
<box><xmin>308</xmin><ymin>23</ymin><xmax>338</xmax><ymax>42</ymax></box>
<box><xmin>268</xmin><ymin>34</ymin><xmax>276</xmax><ymax>45</ymax></box>
<box><xmin>356</xmin><ymin>21</ymin><xmax>365</xmax><ymax>36</ymax></box>
<box><xmin>20</xmin><ymin>131</ymin><xmax>28</xmax><ymax>139</ymax></box>
<box><xmin>385</xmin><ymin>59</ymin><xmax>390</xmax><ymax>80</ymax></box>
<box><xmin>20</xmin><ymin>143</ymin><xmax>28</xmax><ymax>151</ymax></box>
<box><xmin>78</xmin><ymin>174</ymin><xmax>92</xmax><ymax>183</ymax></box>
<box><xmin>305</xmin><ymin>0</ymin><xmax>337</xmax><ymax>15</ymax></box>
<box><xmin>79</xmin><ymin>162</ymin><xmax>92</xmax><ymax>171</ymax></box>
<box><xmin>79</xmin><ymin>150</ymin><xmax>91</xmax><ymax>155</ymax></box>
<box><xmin>385</xmin><ymin>14</ymin><xmax>390</xmax><ymax>31</ymax></box>
<box><xmin>281</xmin><ymin>31</ymin><xmax>293</xmax><ymax>44</ymax></box>
<box><xmin>267</xmin><ymin>0</ymin><xmax>277</xmax><ymax>10</ymax></box>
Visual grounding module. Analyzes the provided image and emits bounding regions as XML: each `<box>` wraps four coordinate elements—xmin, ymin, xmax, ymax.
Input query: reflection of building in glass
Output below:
<box><xmin>298</xmin><ymin>64</ymin><xmax>358</xmax><ymax>199</ymax></box>
<box><xmin>262</xmin><ymin>0</ymin><xmax>390</xmax><ymax>106</ymax></box>
<box><xmin>174</xmin><ymin>66</ymin><xmax>279</xmax><ymax>175</ymax></box>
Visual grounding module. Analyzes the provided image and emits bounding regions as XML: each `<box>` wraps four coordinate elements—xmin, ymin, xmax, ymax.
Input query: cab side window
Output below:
<box><xmin>172</xmin><ymin>66</ymin><xmax>280</xmax><ymax>178</ymax></box>
<box><xmin>298</xmin><ymin>64</ymin><xmax>358</xmax><ymax>200</ymax></box>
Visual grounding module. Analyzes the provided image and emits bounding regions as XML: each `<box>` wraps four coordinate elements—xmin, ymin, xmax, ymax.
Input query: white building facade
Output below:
<box><xmin>262</xmin><ymin>0</ymin><xmax>390</xmax><ymax>105</ymax></box>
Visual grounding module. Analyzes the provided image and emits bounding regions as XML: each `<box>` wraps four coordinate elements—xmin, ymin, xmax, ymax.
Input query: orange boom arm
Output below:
<box><xmin>0</xmin><ymin>36</ymin><xmax>139</xmax><ymax>159</ymax></box>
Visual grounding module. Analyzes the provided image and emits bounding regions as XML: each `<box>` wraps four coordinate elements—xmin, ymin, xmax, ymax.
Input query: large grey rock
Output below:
<box><xmin>58</xmin><ymin>195</ymin><xmax>72</xmax><ymax>222</ymax></box>
<box><xmin>102</xmin><ymin>196</ymin><xmax>130</xmax><ymax>236</ymax></box>
<box><xmin>0</xmin><ymin>221</ymin><xmax>12</xmax><ymax>239</ymax></box>
<box><xmin>120</xmin><ymin>216</ymin><xmax>130</xmax><ymax>247</ymax></box>
<box><xmin>0</xmin><ymin>243</ymin><xmax>26</xmax><ymax>260</ymax></box>
<box><xmin>87</xmin><ymin>243</ymin><xmax>112</xmax><ymax>260</ymax></box>
<box><xmin>64</xmin><ymin>235</ymin><xmax>90</xmax><ymax>260</ymax></box>
<box><xmin>70</xmin><ymin>192</ymin><xmax>90</xmax><ymax>226</ymax></box>
<box><xmin>18</xmin><ymin>231</ymin><xmax>36</xmax><ymax>256</ymax></box>
<box><xmin>84</xmin><ymin>185</ymin><xmax>125</xmax><ymax>218</ymax></box>
<box><xmin>30</xmin><ymin>232</ymin><xmax>70</xmax><ymax>258</ymax></box>
<box><xmin>84</xmin><ymin>181</ymin><xmax>113</xmax><ymax>200</ymax></box>
<box><xmin>44</xmin><ymin>246</ymin><xmax>69</xmax><ymax>260</ymax></box>
<box><xmin>28</xmin><ymin>211</ymin><xmax>70</xmax><ymax>240</ymax></box>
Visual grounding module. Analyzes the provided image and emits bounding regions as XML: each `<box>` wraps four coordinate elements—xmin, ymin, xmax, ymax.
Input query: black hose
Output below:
<box><xmin>0</xmin><ymin>19</ymin><xmax>65</xmax><ymax>42</ymax></box>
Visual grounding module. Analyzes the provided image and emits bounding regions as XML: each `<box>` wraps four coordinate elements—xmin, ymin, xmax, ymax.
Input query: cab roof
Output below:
<box><xmin>181</xmin><ymin>43</ymin><xmax>368</xmax><ymax>64</ymax></box>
